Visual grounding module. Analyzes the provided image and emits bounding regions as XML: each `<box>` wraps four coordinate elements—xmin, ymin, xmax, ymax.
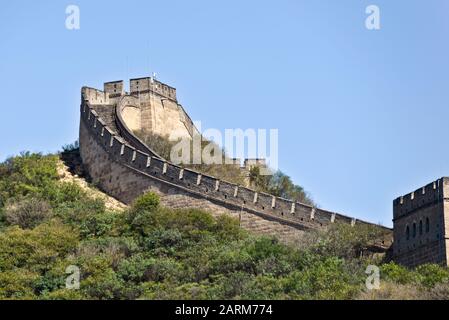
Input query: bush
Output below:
<box><xmin>415</xmin><ymin>264</ymin><xmax>449</xmax><ymax>288</ymax></box>
<box><xmin>380</xmin><ymin>262</ymin><xmax>415</xmax><ymax>285</ymax></box>
<box><xmin>133</xmin><ymin>192</ymin><xmax>160</xmax><ymax>212</ymax></box>
<box><xmin>0</xmin><ymin>153</ymin><xmax>59</xmax><ymax>205</ymax></box>
<box><xmin>308</xmin><ymin>223</ymin><xmax>387</xmax><ymax>260</ymax></box>
<box><xmin>0</xmin><ymin>269</ymin><xmax>39</xmax><ymax>299</ymax></box>
<box><xmin>4</xmin><ymin>151</ymin><xmax>449</xmax><ymax>301</ymax></box>
<box><xmin>4</xmin><ymin>197</ymin><xmax>52</xmax><ymax>229</ymax></box>
<box><xmin>0</xmin><ymin>221</ymin><xmax>79</xmax><ymax>272</ymax></box>
<box><xmin>282</xmin><ymin>257</ymin><xmax>359</xmax><ymax>300</ymax></box>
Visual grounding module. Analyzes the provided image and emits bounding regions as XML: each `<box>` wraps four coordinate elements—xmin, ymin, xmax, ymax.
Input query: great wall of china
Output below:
<box><xmin>79</xmin><ymin>77</ymin><xmax>393</xmax><ymax>251</ymax></box>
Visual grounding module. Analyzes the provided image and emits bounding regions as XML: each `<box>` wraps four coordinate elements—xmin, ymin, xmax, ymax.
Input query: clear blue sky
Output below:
<box><xmin>1</xmin><ymin>0</ymin><xmax>449</xmax><ymax>227</ymax></box>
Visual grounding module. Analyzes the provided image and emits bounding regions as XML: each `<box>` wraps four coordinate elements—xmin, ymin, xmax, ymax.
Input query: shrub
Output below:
<box><xmin>213</xmin><ymin>215</ymin><xmax>244</xmax><ymax>241</ymax></box>
<box><xmin>144</xmin><ymin>228</ymin><xmax>185</xmax><ymax>256</ymax></box>
<box><xmin>4</xmin><ymin>197</ymin><xmax>52</xmax><ymax>229</ymax></box>
<box><xmin>133</xmin><ymin>192</ymin><xmax>160</xmax><ymax>212</ymax></box>
<box><xmin>282</xmin><ymin>257</ymin><xmax>359</xmax><ymax>300</ymax></box>
<box><xmin>117</xmin><ymin>254</ymin><xmax>154</xmax><ymax>283</ymax></box>
<box><xmin>82</xmin><ymin>268</ymin><xmax>125</xmax><ymax>300</ymax></box>
<box><xmin>415</xmin><ymin>264</ymin><xmax>449</xmax><ymax>288</ymax></box>
<box><xmin>0</xmin><ymin>221</ymin><xmax>79</xmax><ymax>272</ymax></box>
<box><xmin>61</xmin><ymin>140</ymin><xmax>79</xmax><ymax>153</ymax></box>
<box><xmin>0</xmin><ymin>153</ymin><xmax>59</xmax><ymax>205</ymax></box>
<box><xmin>0</xmin><ymin>269</ymin><xmax>39</xmax><ymax>299</ymax></box>
<box><xmin>380</xmin><ymin>262</ymin><xmax>415</xmax><ymax>285</ymax></box>
<box><xmin>309</xmin><ymin>223</ymin><xmax>387</xmax><ymax>260</ymax></box>
<box><xmin>210</xmin><ymin>243</ymin><xmax>254</xmax><ymax>275</ymax></box>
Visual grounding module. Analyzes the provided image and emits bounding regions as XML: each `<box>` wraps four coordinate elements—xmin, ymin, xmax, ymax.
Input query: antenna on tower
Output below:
<box><xmin>150</xmin><ymin>72</ymin><xmax>157</xmax><ymax>84</ymax></box>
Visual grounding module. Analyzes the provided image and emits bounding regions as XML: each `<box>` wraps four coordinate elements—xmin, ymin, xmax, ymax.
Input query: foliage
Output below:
<box><xmin>61</xmin><ymin>140</ymin><xmax>80</xmax><ymax>153</ymax></box>
<box><xmin>134</xmin><ymin>130</ymin><xmax>314</xmax><ymax>204</ymax></box>
<box><xmin>4</xmin><ymin>197</ymin><xmax>53</xmax><ymax>229</ymax></box>
<box><xmin>249</xmin><ymin>167</ymin><xmax>314</xmax><ymax>206</ymax></box>
<box><xmin>1</xmin><ymin>152</ymin><xmax>449</xmax><ymax>300</ymax></box>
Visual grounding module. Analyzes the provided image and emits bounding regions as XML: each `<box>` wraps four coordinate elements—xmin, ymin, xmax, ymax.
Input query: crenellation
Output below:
<box><xmin>217</xmin><ymin>180</ymin><xmax>238</xmax><ymax>201</ymax></box>
<box><xmin>394</xmin><ymin>178</ymin><xmax>443</xmax><ymax>220</ymax></box>
<box><xmin>82</xmin><ymin>87</ymin><xmax>109</xmax><ymax>105</ymax></box>
<box><xmin>238</xmin><ymin>187</ymin><xmax>256</xmax><ymax>206</ymax></box>
<box><xmin>164</xmin><ymin>162</ymin><xmax>182</xmax><ymax>182</ymax></box>
<box><xmin>295</xmin><ymin>203</ymin><xmax>313</xmax><ymax>221</ymax></box>
<box><xmin>392</xmin><ymin>177</ymin><xmax>449</xmax><ymax>267</ymax></box>
<box><xmin>134</xmin><ymin>150</ymin><xmax>149</xmax><ymax>170</ymax></box>
<box><xmin>79</xmin><ymin>78</ymin><xmax>392</xmax><ymax>252</ymax></box>
<box><xmin>147</xmin><ymin>156</ymin><xmax>165</xmax><ymax>176</ymax></box>
<box><xmin>104</xmin><ymin>80</ymin><xmax>125</xmax><ymax>98</ymax></box>
<box><xmin>130</xmin><ymin>77</ymin><xmax>177</xmax><ymax>101</ymax></box>
<box><xmin>122</xmin><ymin>144</ymin><xmax>136</xmax><ymax>163</ymax></box>
<box><xmin>257</xmin><ymin>193</ymin><xmax>273</xmax><ymax>212</ymax></box>
<box><xmin>181</xmin><ymin>168</ymin><xmax>201</xmax><ymax>188</ymax></box>
<box><xmin>314</xmin><ymin>208</ymin><xmax>333</xmax><ymax>225</ymax></box>
<box><xmin>200</xmin><ymin>175</ymin><xmax>218</xmax><ymax>193</ymax></box>
<box><xmin>275</xmin><ymin>198</ymin><xmax>294</xmax><ymax>218</ymax></box>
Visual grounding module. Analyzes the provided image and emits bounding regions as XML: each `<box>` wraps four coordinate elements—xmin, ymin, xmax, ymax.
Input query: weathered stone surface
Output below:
<box><xmin>79</xmin><ymin>79</ymin><xmax>392</xmax><ymax>247</ymax></box>
<box><xmin>393</xmin><ymin>178</ymin><xmax>449</xmax><ymax>267</ymax></box>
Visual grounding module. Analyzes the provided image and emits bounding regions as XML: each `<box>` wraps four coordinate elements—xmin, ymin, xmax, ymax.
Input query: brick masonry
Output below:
<box><xmin>393</xmin><ymin>178</ymin><xmax>449</xmax><ymax>267</ymax></box>
<box><xmin>79</xmin><ymin>79</ymin><xmax>392</xmax><ymax>247</ymax></box>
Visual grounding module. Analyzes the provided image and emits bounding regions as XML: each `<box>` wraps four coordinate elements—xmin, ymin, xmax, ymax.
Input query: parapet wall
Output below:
<box><xmin>130</xmin><ymin>77</ymin><xmax>177</xmax><ymax>101</ymax></box>
<box><xmin>393</xmin><ymin>179</ymin><xmax>444</xmax><ymax>220</ymax></box>
<box><xmin>392</xmin><ymin>178</ymin><xmax>449</xmax><ymax>267</ymax></box>
<box><xmin>79</xmin><ymin>85</ymin><xmax>392</xmax><ymax>247</ymax></box>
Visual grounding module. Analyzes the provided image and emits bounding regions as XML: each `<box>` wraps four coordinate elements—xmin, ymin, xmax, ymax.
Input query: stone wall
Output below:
<box><xmin>393</xmin><ymin>178</ymin><xmax>449</xmax><ymax>266</ymax></box>
<box><xmin>79</xmin><ymin>84</ymin><xmax>392</xmax><ymax>247</ymax></box>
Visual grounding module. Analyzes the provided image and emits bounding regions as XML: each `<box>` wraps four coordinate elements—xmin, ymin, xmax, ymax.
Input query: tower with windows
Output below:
<box><xmin>393</xmin><ymin>177</ymin><xmax>449</xmax><ymax>267</ymax></box>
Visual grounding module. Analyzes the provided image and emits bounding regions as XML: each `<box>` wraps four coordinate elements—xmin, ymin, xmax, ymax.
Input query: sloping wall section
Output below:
<box><xmin>79</xmin><ymin>83</ymin><xmax>392</xmax><ymax>247</ymax></box>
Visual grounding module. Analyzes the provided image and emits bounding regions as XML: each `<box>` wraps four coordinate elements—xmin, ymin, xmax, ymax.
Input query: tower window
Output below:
<box><xmin>406</xmin><ymin>225</ymin><xmax>410</xmax><ymax>240</ymax></box>
<box><xmin>426</xmin><ymin>217</ymin><xmax>430</xmax><ymax>233</ymax></box>
<box><xmin>413</xmin><ymin>223</ymin><xmax>416</xmax><ymax>238</ymax></box>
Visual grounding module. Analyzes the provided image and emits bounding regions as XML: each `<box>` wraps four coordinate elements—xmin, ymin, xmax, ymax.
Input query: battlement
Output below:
<box><xmin>80</xmin><ymin>99</ymin><xmax>391</xmax><ymax>239</ymax></box>
<box><xmin>104</xmin><ymin>80</ymin><xmax>125</xmax><ymax>98</ymax></box>
<box><xmin>79</xmin><ymin>78</ymin><xmax>392</xmax><ymax>250</ymax></box>
<box><xmin>392</xmin><ymin>177</ymin><xmax>449</xmax><ymax>267</ymax></box>
<box><xmin>393</xmin><ymin>178</ymin><xmax>448</xmax><ymax>220</ymax></box>
<box><xmin>85</xmin><ymin>77</ymin><xmax>177</xmax><ymax>103</ymax></box>
<box><xmin>130</xmin><ymin>77</ymin><xmax>177</xmax><ymax>101</ymax></box>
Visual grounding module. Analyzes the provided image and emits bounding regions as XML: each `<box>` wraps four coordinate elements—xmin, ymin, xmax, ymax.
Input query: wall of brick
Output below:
<box><xmin>79</xmin><ymin>85</ymin><xmax>392</xmax><ymax>247</ymax></box>
<box><xmin>393</xmin><ymin>178</ymin><xmax>449</xmax><ymax>267</ymax></box>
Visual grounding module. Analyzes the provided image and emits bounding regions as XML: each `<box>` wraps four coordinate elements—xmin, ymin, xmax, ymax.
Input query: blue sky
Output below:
<box><xmin>1</xmin><ymin>0</ymin><xmax>449</xmax><ymax>227</ymax></box>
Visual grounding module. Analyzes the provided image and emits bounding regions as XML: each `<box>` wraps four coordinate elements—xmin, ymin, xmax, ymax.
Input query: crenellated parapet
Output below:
<box><xmin>130</xmin><ymin>77</ymin><xmax>177</xmax><ymax>101</ymax></box>
<box><xmin>79</xmin><ymin>80</ymin><xmax>392</xmax><ymax>248</ymax></box>
<box><xmin>392</xmin><ymin>178</ymin><xmax>449</xmax><ymax>267</ymax></box>
<box><xmin>393</xmin><ymin>179</ymin><xmax>444</xmax><ymax>221</ymax></box>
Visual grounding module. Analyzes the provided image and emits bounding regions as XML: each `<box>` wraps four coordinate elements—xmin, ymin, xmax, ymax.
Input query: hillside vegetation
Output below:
<box><xmin>0</xmin><ymin>152</ymin><xmax>449</xmax><ymax>300</ymax></box>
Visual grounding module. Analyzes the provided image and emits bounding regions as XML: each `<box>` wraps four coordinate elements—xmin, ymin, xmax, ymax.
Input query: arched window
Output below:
<box><xmin>426</xmin><ymin>217</ymin><xmax>430</xmax><ymax>233</ymax></box>
<box><xmin>413</xmin><ymin>223</ymin><xmax>417</xmax><ymax>238</ymax></box>
<box><xmin>406</xmin><ymin>225</ymin><xmax>410</xmax><ymax>240</ymax></box>
<box><xmin>419</xmin><ymin>220</ymin><xmax>423</xmax><ymax>235</ymax></box>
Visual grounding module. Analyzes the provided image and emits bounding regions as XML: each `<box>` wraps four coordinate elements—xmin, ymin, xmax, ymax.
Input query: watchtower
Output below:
<box><xmin>392</xmin><ymin>177</ymin><xmax>449</xmax><ymax>267</ymax></box>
